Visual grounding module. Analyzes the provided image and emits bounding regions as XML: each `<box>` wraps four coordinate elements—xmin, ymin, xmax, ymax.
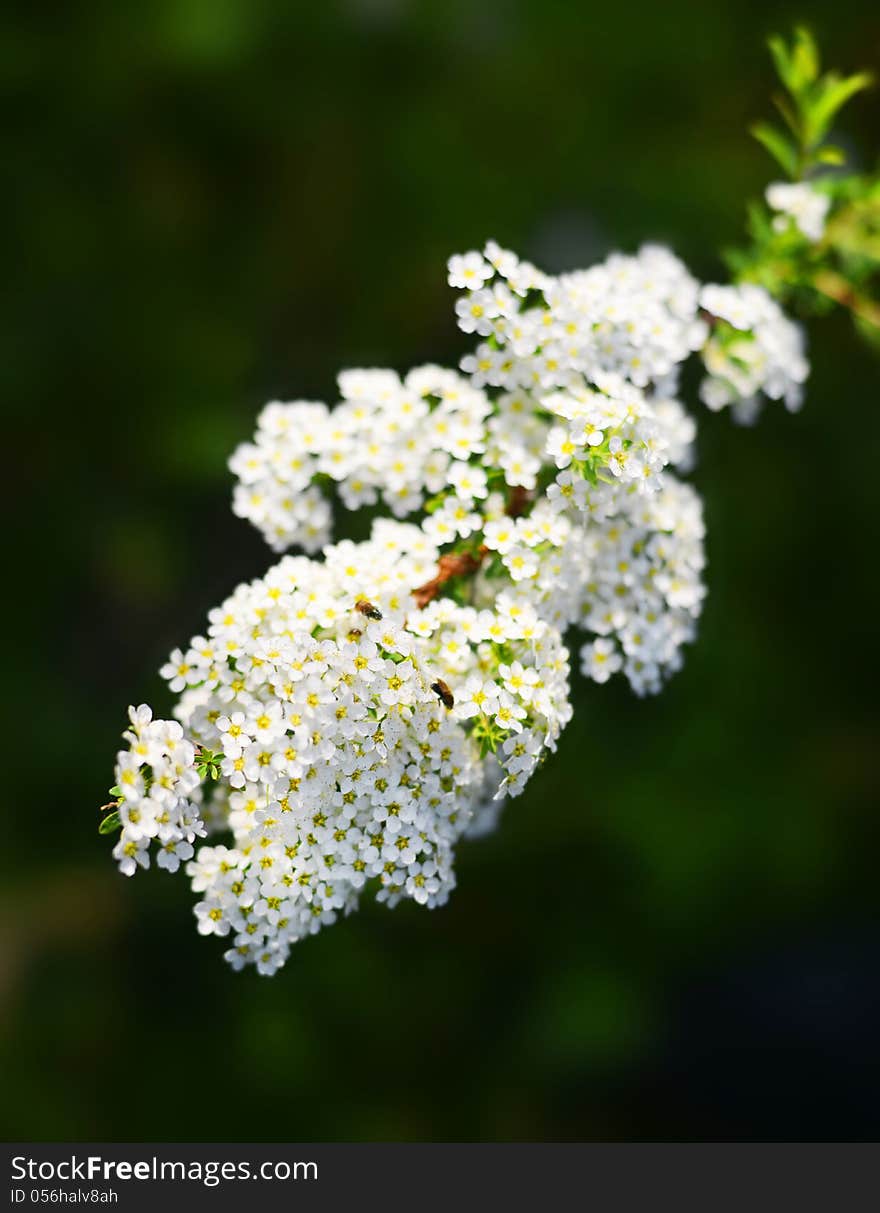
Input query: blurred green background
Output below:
<box><xmin>2</xmin><ymin>0</ymin><xmax>879</xmax><ymax>1142</ymax></box>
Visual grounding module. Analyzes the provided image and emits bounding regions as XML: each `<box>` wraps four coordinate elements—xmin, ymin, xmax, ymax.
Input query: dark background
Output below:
<box><xmin>2</xmin><ymin>0</ymin><xmax>879</xmax><ymax>1142</ymax></box>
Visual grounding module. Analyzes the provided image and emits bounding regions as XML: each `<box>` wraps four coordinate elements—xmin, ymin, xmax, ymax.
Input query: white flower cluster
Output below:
<box><xmin>450</xmin><ymin>241</ymin><xmax>807</xmax><ymax>425</ymax></box>
<box><xmin>455</xmin><ymin>242</ymin><xmax>707</xmax><ymax>392</ymax></box>
<box><xmin>112</xmin><ymin>705</ymin><xmax>206</xmax><ymax>876</ymax></box>
<box><xmin>116</xmin><ymin>521</ymin><xmax>570</xmax><ymax>974</ymax></box>
<box><xmin>699</xmin><ymin>283</ymin><xmax>809</xmax><ymax>421</ymax></box>
<box><xmin>556</xmin><ymin>478</ymin><xmax>706</xmax><ymax>696</ymax></box>
<box><xmin>766</xmin><ymin>181</ymin><xmax>830</xmax><ymax>242</ymax></box>
<box><xmin>227</xmin><ymin>253</ymin><xmax>711</xmax><ymax>677</ymax></box>
<box><xmin>107</xmin><ymin>238</ymin><xmax>804</xmax><ymax>972</ymax></box>
<box><xmin>230</xmin><ymin>368</ymin><xmax>491</xmax><ymax>553</ymax></box>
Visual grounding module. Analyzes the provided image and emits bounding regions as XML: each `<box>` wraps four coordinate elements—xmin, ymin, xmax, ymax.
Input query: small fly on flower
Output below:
<box><xmin>430</xmin><ymin>679</ymin><xmax>455</xmax><ymax>709</ymax></box>
<box><xmin>354</xmin><ymin>598</ymin><xmax>383</xmax><ymax>621</ymax></box>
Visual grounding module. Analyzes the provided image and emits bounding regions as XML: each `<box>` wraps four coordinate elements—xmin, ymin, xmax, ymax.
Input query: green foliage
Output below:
<box><xmin>732</xmin><ymin>29</ymin><xmax>880</xmax><ymax>342</ymax></box>
<box><xmin>98</xmin><ymin>809</ymin><xmax>121</xmax><ymax>836</ymax></box>
<box><xmin>472</xmin><ymin>712</ymin><xmax>506</xmax><ymax>757</ymax></box>
<box><xmin>755</xmin><ymin>27</ymin><xmax>873</xmax><ymax>180</ymax></box>
<box><xmin>195</xmin><ymin>747</ymin><xmax>223</xmax><ymax>781</ymax></box>
<box><xmin>751</xmin><ymin>121</ymin><xmax>799</xmax><ymax>179</ymax></box>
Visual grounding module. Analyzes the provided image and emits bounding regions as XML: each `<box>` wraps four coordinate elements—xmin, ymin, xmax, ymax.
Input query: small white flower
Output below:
<box><xmin>766</xmin><ymin>181</ymin><xmax>830</xmax><ymax>242</ymax></box>
<box><xmin>447</xmin><ymin>251</ymin><xmax>493</xmax><ymax>290</ymax></box>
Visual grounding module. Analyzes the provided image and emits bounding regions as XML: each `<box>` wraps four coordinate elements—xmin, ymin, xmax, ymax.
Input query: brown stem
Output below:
<box><xmin>411</xmin><ymin>549</ymin><xmax>486</xmax><ymax>609</ymax></box>
<box><xmin>410</xmin><ymin>484</ymin><xmax>531</xmax><ymax>609</ymax></box>
<box><xmin>813</xmin><ymin>270</ymin><xmax>880</xmax><ymax>330</ymax></box>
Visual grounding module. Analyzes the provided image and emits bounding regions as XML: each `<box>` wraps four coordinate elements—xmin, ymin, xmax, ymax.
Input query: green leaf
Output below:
<box><xmin>771</xmin><ymin>91</ymin><xmax>802</xmax><ymax>138</ymax></box>
<box><xmin>99</xmin><ymin>810</ymin><xmax>122</xmax><ymax>836</ymax></box>
<box><xmin>791</xmin><ymin>27</ymin><xmax>820</xmax><ymax>90</ymax></box>
<box><xmin>768</xmin><ymin>29</ymin><xmax>818</xmax><ymax>98</ymax></box>
<box><xmin>108</xmin><ymin>784</ymin><xmax>123</xmax><ymax>797</ymax></box>
<box><xmin>813</xmin><ymin>145</ymin><xmax>846</xmax><ymax>166</ymax></box>
<box><xmin>751</xmin><ymin>122</ymin><xmax>798</xmax><ymax>178</ymax></box>
<box><xmin>806</xmin><ymin>71</ymin><xmax>874</xmax><ymax>146</ymax></box>
<box><xmin>767</xmin><ymin>35</ymin><xmax>796</xmax><ymax>95</ymax></box>
<box><xmin>745</xmin><ymin>199</ymin><xmax>773</xmax><ymax>241</ymax></box>
<box><xmin>423</xmin><ymin>492</ymin><xmax>446</xmax><ymax>515</ymax></box>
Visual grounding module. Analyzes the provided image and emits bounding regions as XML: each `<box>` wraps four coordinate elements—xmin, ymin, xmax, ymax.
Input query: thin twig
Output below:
<box><xmin>813</xmin><ymin>269</ymin><xmax>880</xmax><ymax>329</ymax></box>
<box><xmin>411</xmin><ymin>549</ymin><xmax>486</xmax><ymax>609</ymax></box>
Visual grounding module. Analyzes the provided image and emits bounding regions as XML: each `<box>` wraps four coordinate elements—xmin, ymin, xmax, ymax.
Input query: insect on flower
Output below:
<box><xmin>430</xmin><ymin>679</ymin><xmax>455</xmax><ymax>709</ymax></box>
<box><xmin>354</xmin><ymin>598</ymin><xmax>383</xmax><ymax>621</ymax></box>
